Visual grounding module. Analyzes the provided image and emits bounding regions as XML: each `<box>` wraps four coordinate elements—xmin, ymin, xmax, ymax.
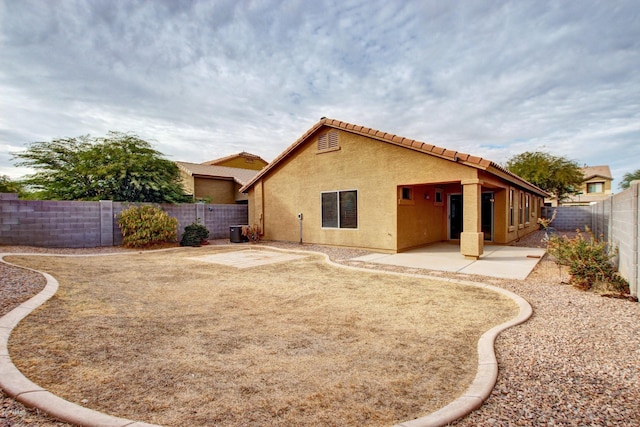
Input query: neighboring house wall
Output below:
<box><xmin>211</xmin><ymin>156</ymin><xmax>267</xmax><ymax>170</ymax></box>
<box><xmin>0</xmin><ymin>194</ymin><xmax>247</xmax><ymax>247</ymax></box>
<box><xmin>193</xmin><ymin>177</ymin><xmax>237</xmax><ymax>204</ymax></box>
<box><xmin>582</xmin><ymin>176</ymin><xmax>612</xmax><ymax>196</ymax></box>
<box><xmin>177</xmin><ymin>162</ymin><xmax>257</xmax><ymax>204</ymax></box>
<box><xmin>552</xmin><ymin>165</ymin><xmax>613</xmax><ymax>206</ymax></box>
<box><xmin>179</xmin><ymin>170</ymin><xmax>196</xmax><ymax>195</ymax></box>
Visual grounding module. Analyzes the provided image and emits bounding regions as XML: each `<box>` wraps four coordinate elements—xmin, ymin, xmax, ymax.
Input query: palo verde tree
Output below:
<box><xmin>13</xmin><ymin>132</ymin><xmax>189</xmax><ymax>203</ymax></box>
<box><xmin>619</xmin><ymin>169</ymin><xmax>640</xmax><ymax>190</ymax></box>
<box><xmin>505</xmin><ymin>151</ymin><xmax>584</xmax><ymax>203</ymax></box>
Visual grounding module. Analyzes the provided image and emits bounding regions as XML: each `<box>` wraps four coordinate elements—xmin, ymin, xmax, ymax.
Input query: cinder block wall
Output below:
<box><xmin>541</xmin><ymin>185</ymin><xmax>639</xmax><ymax>297</ymax></box>
<box><xmin>591</xmin><ymin>198</ymin><xmax>611</xmax><ymax>240</ymax></box>
<box><xmin>0</xmin><ymin>195</ymin><xmax>247</xmax><ymax>248</ymax></box>
<box><xmin>0</xmin><ymin>196</ymin><xmax>101</xmax><ymax>247</ymax></box>
<box><xmin>607</xmin><ymin>183</ymin><xmax>639</xmax><ymax>296</ymax></box>
<box><xmin>205</xmin><ymin>204</ymin><xmax>250</xmax><ymax>238</ymax></box>
<box><xmin>542</xmin><ymin>206</ymin><xmax>593</xmax><ymax>231</ymax></box>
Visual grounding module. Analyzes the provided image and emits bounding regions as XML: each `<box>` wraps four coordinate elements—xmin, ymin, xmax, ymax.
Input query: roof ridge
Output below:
<box><xmin>202</xmin><ymin>151</ymin><xmax>267</xmax><ymax>166</ymax></box>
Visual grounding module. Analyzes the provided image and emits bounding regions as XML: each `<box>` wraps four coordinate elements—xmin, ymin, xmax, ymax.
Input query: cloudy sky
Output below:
<box><xmin>1</xmin><ymin>0</ymin><xmax>638</xmax><ymax>186</ymax></box>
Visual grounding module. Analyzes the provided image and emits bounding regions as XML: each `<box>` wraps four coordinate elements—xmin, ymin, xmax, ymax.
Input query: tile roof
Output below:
<box><xmin>582</xmin><ymin>165</ymin><xmax>612</xmax><ymax>180</ymax></box>
<box><xmin>176</xmin><ymin>162</ymin><xmax>259</xmax><ymax>186</ymax></box>
<box><xmin>201</xmin><ymin>151</ymin><xmax>268</xmax><ymax>166</ymax></box>
<box><xmin>240</xmin><ymin>118</ymin><xmax>548</xmax><ymax>196</ymax></box>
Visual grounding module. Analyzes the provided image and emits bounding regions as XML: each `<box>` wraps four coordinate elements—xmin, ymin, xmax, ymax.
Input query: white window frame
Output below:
<box><xmin>587</xmin><ymin>182</ymin><xmax>604</xmax><ymax>193</ymax></box>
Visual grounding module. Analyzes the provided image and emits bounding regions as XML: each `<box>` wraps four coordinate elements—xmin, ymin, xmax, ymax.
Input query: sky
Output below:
<box><xmin>1</xmin><ymin>0</ymin><xmax>639</xmax><ymax>187</ymax></box>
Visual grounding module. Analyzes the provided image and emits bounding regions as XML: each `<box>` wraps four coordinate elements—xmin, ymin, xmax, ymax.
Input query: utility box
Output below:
<box><xmin>230</xmin><ymin>225</ymin><xmax>243</xmax><ymax>243</ymax></box>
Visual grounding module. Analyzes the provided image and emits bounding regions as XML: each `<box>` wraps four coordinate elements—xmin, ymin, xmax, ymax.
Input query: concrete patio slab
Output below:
<box><xmin>350</xmin><ymin>243</ymin><xmax>546</xmax><ymax>280</ymax></box>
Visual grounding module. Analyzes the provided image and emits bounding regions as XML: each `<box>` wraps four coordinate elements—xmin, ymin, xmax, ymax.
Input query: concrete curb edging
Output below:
<box><xmin>0</xmin><ymin>254</ymin><xmax>162</xmax><ymax>427</ymax></box>
<box><xmin>0</xmin><ymin>246</ymin><xmax>533</xmax><ymax>427</ymax></box>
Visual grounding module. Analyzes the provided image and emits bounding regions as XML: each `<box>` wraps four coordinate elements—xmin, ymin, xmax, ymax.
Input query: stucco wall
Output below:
<box><xmin>252</xmin><ymin>128</ymin><xmax>489</xmax><ymax>252</ymax></box>
<box><xmin>215</xmin><ymin>156</ymin><xmax>267</xmax><ymax>170</ymax></box>
<box><xmin>396</xmin><ymin>184</ymin><xmax>450</xmax><ymax>250</ymax></box>
<box><xmin>194</xmin><ymin>177</ymin><xmax>236</xmax><ymax>204</ymax></box>
<box><xmin>179</xmin><ymin>170</ymin><xmax>195</xmax><ymax>196</ymax></box>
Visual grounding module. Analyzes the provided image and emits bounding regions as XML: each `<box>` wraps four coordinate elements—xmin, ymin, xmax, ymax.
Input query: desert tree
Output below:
<box><xmin>13</xmin><ymin>132</ymin><xmax>189</xmax><ymax>203</ymax></box>
<box><xmin>505</xmin><ymin>151</ymin><xmax>584</xmax><ymax>202</ymax></box>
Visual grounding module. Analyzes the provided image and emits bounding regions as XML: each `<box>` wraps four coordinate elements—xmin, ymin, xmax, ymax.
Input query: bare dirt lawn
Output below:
<box><xmin>6</xmin><ymin>247</ymin><xmax>517</xmax><ymax>427</ymax></box>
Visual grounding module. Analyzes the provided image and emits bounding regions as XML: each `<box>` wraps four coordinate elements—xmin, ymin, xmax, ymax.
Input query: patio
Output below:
<box><xmin>350</xmin><ymin>243</ymin><xmax>546</xmax><ymax>280</ymax></box>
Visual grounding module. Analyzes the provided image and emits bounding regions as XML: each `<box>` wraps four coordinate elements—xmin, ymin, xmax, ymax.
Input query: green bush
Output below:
<box><xmin>118</xmin><ymin>205</ymin><xmax>178</xmax><ymax>248</ymax></box>
<box><xmin>180</xmin><ymin>220</ymin><xmax>210</xmax><ymax>247</ymax></box>
<box><xmin>547</xmin><ymin>228</ymin><xmax>629</xmax><ymax>294</ymax></box>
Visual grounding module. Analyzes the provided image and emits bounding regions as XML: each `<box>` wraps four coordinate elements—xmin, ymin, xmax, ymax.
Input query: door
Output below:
<box><xmin>449</xmin><ymin>194</ymin><xmax>463</xmax><ymax>239</ymax></box>
<box><xmin>481</xmin><ymin>192</ymin><xmax>494</xmax><ymax>241</ymax></box>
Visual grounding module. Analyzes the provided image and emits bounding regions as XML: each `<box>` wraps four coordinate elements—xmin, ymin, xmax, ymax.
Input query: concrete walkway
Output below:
<box><xmin>350</xmin><ymin>243</ymin><xmax>546</xmax><ymax>280</ymax></box>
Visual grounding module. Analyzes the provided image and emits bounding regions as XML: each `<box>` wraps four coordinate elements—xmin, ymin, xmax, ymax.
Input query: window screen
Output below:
<box><xmin>321</xmin><ymin>192</ymin><xmax>338</xmax><ymax>228</ymax></box>
<box><xmin>322</xmin><ymin>190</ymin><xmax>357</xmax><ymax>228</ymax></box>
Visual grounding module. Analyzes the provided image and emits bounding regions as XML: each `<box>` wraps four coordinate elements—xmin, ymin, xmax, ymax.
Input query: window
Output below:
<box><xmin>401</xmin><ymin>187</ymin><xmax>413</xmax><ymax>200</ymax></box>
<box><xmin>587</xmin><ymin>182</ymin><xmax>604</xmax><ymax>193</ymax></box>
<box><xmin>398</xmin><ymin>186</ymin><xmax>414</xmax><ymax>205</ymax></box>
<box><xmin>435</xmin><ymin>188</ymin><xmax>444</xmax><ymax>205</ymax></box>
<box><xmin>509</xmin><ymin>188</ymin><xmax>515</xmax><ymax>227</ymax></box>
<box><xmin>317</xmin><ymin>130</ymin><xmax>339</xmax><ymax>151</ymax></box>
<box><xmin>519</xmin><ymin>192</ymin><xmax>524</xmax><ymax>224</ymax></box>
<box><xmin>322</xmin><ymin>190</ymin><xmax>357</xmax><ymax>228</ymax></box>
<box><xmin>525</xmin><ymin>194</ymin><xmax>530</xmax><ymax>222</ymax></box>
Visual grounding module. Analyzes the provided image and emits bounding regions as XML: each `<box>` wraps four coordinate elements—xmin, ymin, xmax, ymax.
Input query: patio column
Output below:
<box><xmin>460</xmin><ymin>179</ymin><xmax>484</xmax><ymax>260</ymax></box>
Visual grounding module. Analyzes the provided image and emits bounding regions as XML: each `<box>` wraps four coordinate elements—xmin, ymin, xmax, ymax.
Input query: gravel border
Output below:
<box><xmin>1</xmin><ymin>233</ymin><xmax>639</xmax><ymax>426</ymax></box>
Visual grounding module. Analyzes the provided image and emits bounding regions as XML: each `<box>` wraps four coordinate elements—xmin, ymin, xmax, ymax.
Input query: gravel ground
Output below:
<box><xmin>1</xmin><ymin>232</ymin><xmax>639</xmax><ymax>426</ymax></box>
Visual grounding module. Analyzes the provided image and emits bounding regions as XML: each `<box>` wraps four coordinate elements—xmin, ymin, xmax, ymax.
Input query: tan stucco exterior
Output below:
<box><xmin>177</xmin><ymin>161</ymin><xmax>257</xmax><ymax>204</ymax></box>
<box><xmin>243</xmin><ymin>119</ymin><xmax>546</xmax><ymax>254</ymax></box>
<box><xmin>547</xmin><ymin>165</ymin><xmax>613</xmax><ymax>206</ymax></box>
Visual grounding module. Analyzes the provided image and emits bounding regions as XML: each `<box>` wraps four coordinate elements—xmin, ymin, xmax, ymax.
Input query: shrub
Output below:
<box><xmin>180</xmin><ymin>220</ymin><xmax>210</xmax><ymax>247</ymax></box>
<box><xmin>547</xmin><ymin>227</ymin><xmax>629</xmax><ymax>294</ymax></box>
<box><xmin>241</xmin><ymin>224</ymin><xmax>262</xmax><ymax>243</ymax></box>
<box><xmin>118</xmin><ymin>205</ymin><xmax>178</xmax><ymax>248</ymax></box>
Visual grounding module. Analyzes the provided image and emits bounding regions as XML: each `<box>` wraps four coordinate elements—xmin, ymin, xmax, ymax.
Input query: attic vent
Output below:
<box><xmin>317</xmin><ymin>130</ymin><xmax>339</xmax><ymax>152</ymax></box>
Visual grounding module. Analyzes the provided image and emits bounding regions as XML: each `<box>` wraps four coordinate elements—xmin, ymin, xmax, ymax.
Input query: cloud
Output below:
<box><xmin>1</xmin><ymin>0</ymin><xmax>638</xmax><ymax>184</ymax></box>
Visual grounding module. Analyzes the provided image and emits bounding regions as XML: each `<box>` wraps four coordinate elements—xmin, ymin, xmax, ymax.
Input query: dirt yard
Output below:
<box><xmin>4</xmin><ymin>247</ymin><xmax>517</xmax><ymax>427</ymax></box>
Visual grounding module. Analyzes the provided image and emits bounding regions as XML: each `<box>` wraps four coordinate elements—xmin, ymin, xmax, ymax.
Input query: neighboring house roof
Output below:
<box><xmin>240</xmin><ymin>117</ymin><xmax>548</xmax><ymax>196</ymax></box>
<box><xmin>201</xmin><ymin>151</ymin><xmax>268</xmax><ymax>168</ymax></box>
<box><xmin>176</xmin><ymin>162</ymin><xmax>259</xmax><ymax>186</ymax></box>
<box><xmin>582</xmin><ymin>165</ymin><xmax>612</xmax><ymax>181</ymax></box>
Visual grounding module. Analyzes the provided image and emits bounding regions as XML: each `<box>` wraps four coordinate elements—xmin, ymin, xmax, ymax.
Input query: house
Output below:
<box><xmin>240</xmin><ymin>118</ymin><xmax>548</xmax><ymax>259</ymax></box>
<box><xmin>177</xmin><ymin>162</ymin><xmax>259</xmax><ymax>204</ymax></box>
<box><xmin>201</xmin><ymin>151</ymin><xmax>268</xmax><ymax>171</ymax></box>
<box><xmin>551</xmin><ymin>165</ymin><xmax>613</xmax><ymax>206</ymax></box>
